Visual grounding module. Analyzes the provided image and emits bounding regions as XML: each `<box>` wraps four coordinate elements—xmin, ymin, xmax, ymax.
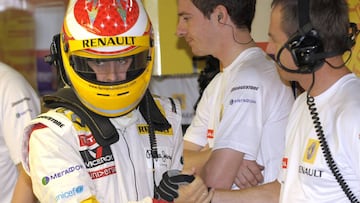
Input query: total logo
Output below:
<box><xmin>55</xmin><ymin>185</ymin><xmax>84</xmax><ymax>201</ymax></box>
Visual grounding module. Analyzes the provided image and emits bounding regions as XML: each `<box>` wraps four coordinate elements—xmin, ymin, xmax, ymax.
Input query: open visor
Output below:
<box><xmin>71</xmin><ymin>49</ymin><xmax>150</xmax><ymax>85</ymax></box>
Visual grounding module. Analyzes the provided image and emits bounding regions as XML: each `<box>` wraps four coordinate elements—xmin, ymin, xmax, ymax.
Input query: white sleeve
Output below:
<box><xmin>27</xmin><ymin>118</ymin><xmax>96</xmax><ymax>202</ymax></box>
<box><xmin>183</xmin><ymin>83</ymin><xmax>213</xmax><ymax>147</ymax></box>
<box><xmin>2</xmin><ymin>71</ymin><xmax>40</xmax><ymax>165</ymax></box>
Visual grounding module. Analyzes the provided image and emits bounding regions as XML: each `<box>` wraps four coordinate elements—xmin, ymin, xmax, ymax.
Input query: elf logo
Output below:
<box><xmin>282</xmin><ymin>157</ymin><xmax>288</xmax><ymax>169</ymax></box>
<box><xmin>78</xmin><ymin>134</ymin><xmax>97</xmax><ymax>147</ymax></box>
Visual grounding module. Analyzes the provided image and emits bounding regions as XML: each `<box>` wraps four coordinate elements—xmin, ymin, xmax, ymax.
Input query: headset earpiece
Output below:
<box><xmin>277</xmin><ymin>0</ymin><xmax>325</xmax><ymax>74</ymax></box>
<box><xmin>217</xmin><ymin>13</ymin><xmax>223</xmax><ymax>22</ymax></box>
<box><xmin>285</xmin><ymin>28</ymin><xmax>324</xmax><ymax>73</ymax></box>
<box><xmin>348</xmin><ymin>22</ymin><xmax>359</xmax><ymax>49</ymax></box>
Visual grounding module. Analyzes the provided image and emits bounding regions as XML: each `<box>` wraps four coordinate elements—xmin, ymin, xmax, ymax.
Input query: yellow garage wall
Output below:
<box><xmin>252</xmin><ymin>0</ymin><xmax>272</xmax><ymax>42</ymax></box>
<box><xmin>0</xmin><ymin>8</ymin><xmax>37</xmax><ymax>90</ymax></box>
<box><xmin>143</xmin><ymin>0</ymin><xmax>194</xmax><ymax>75</ymax></box>
<box><xmin>346</xmin><ymin>0</ymin><xmax>360</xmax><ymax>76</ymax></box>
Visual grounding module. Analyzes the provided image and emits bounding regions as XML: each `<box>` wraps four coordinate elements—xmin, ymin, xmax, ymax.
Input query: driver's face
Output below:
<box><xmin>87</xmin><ymin>57</ymin><xmax>133</xmax><ymax>82</ymax></box>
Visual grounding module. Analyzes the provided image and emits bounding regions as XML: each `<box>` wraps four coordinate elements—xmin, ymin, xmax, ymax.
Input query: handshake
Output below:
<box><xmin>155</xmin><ymin>169</ymin><xmax>195</xmax><ymax>202</ymax></box>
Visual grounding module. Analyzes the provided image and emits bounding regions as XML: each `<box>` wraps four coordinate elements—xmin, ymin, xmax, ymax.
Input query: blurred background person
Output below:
<box><xmin>0</xmin><ymin>61</ymin><xmax>40</xmax><ymax>203</ymax></box>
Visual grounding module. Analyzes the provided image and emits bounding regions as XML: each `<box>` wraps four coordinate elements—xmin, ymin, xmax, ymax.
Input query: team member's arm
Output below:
<box><xmin>202</xmin><ymin>149</ymin><xmax>264</xmax><ymax>189</ymax></box>
<box><xmin>202</xmin><ymin>148</ymin><xmax>244</xmax><ymax>189</ymax></box>
<box><xmin>183</xmin><ymin>141</ymin><xmax>211</xmax><ymax>174</ymax></box>
<box><xmin>185</xmin><ymin>142</ymin><xmax>263</xmax><ymax>188</ymax></box>
<box><xmin>11</xmin><ymin>164</ymin><xmax>37</xmax><ymax>203</ymax></box>
<box><xmin>211</xmin><ymin>180</ymin><xmax>280</xmax><ymax>203</ymax></box>
<box><xmin>234</xmin><ymin>159</ymin><xmax>264</xmax><ymax>189</ymax></box>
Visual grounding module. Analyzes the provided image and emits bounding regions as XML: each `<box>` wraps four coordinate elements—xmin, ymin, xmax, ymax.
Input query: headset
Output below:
<box><xmin>44</xmin><ymin>34</ymin><xmax>69</xmax><ymax>88</ymax></box>
<box><xmin>276</xmin><ymin>0</ymin><xmax>358</xmax><ymax>74</ymax></box>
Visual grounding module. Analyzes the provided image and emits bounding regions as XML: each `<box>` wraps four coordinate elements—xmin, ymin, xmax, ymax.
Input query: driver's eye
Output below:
<box><xmin>94</xmin><ymin>59</ymin><xmax>104</xmax><ymax>65</ymax></box>
<box><xmin>116</xmin><ymin>59</ymin><xmax>127</xmax><ymax>65</ymax></box>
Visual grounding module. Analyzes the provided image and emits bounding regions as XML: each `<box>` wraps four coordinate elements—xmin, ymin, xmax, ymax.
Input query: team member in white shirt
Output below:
<box><xmin>0</xmin><ymin>61</ymin><xmax>40</xmax><ymax>203</ymax></box>
<box><xmin>176</xmin><ymin>0</ymin><xmax>294</xmax><ymax>190</ymax></box>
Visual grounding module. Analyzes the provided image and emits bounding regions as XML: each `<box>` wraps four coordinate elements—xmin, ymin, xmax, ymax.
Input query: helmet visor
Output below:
<box><xmin>71</xmin><ymin>50</ymin><xmax>150</xmax><ymax>85</ymax></box>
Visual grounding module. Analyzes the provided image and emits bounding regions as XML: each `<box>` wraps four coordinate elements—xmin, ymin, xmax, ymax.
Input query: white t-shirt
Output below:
<box><xmin>22</xmin><ymin>96</ymin><xmax>183</xmax><ymax>203</ymax></box>
<box><xmin>0</xmin><ymin>62</ymin><xmax>40</xmax><ymax>203</ymax></box>
<box><xmin>184</xmin><ymin>47</ymin><xmax>294</xmax><ymax>184</ymax></box>
<box><xmin>278</xmin><ymin>73</ymin><xmax>360</xmax><ymax>202</ymax></box>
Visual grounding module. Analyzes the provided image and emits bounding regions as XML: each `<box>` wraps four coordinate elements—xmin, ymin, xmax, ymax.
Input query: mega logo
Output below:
<box><xmin>42</xmin><ymin>165</ymin><xmax>84</xmax><ymax>185</ymax></box>
<box><xmin>55</xmin><ymin>185</ymin><xmax>84</xmax><ymax>201</ymax></box>
<box><xmin>80</xmin><ymin>145</ymin><xmax>114</xmax><ymax>169</ymax></box>
<box><xmin>74</xmin><ymin>0</ymin><xmax>140</xmax><ymax>36</ymax></box>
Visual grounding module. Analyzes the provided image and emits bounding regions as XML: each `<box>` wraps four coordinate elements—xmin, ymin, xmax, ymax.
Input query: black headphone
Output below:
<box><xmin>276</xmin><ymin>0</ymin><xmax>325</xmax><ymax>74</ymax></box>
<box><xmin>44</xmin><ymin>33</ymin><xmax>69</xmax><ymax>87</ymax></box>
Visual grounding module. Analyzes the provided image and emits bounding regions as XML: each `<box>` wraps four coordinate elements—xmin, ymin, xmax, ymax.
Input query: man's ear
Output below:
<box><xmin>213</xmin><ymin>5</ymin><xmax>228</xmax><ymax>23</ymax></box>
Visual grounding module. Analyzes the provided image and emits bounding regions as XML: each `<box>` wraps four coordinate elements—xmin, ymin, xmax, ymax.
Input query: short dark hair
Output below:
<box><xmin>271</xmin><ymin>0</ymin><xmax>350</xmax><ymax>52</ymax></box>
<box><xmin>191</xmin><ymin>0</ymin><xmax>256</xmax><ymax>32</ymax></box>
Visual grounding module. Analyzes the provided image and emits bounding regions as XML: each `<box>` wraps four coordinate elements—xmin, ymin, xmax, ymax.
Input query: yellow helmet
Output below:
<box><xmin>60</xmin><ymin>0</ymin><xmax>154</xmax><ymax>117</ymax></box>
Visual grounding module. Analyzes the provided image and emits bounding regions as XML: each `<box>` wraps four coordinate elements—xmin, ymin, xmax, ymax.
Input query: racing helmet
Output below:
<box><xmin>60</xmin><ymin>0</ymin><xmax>154</xmax><ymax>117</ymax></box>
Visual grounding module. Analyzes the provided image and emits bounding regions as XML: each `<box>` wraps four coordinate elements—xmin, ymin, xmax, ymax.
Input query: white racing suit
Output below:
<box><xmin>21</xmin><ymin>94</ymin><xmax>183</xmax><ymax>203</ymax></box>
